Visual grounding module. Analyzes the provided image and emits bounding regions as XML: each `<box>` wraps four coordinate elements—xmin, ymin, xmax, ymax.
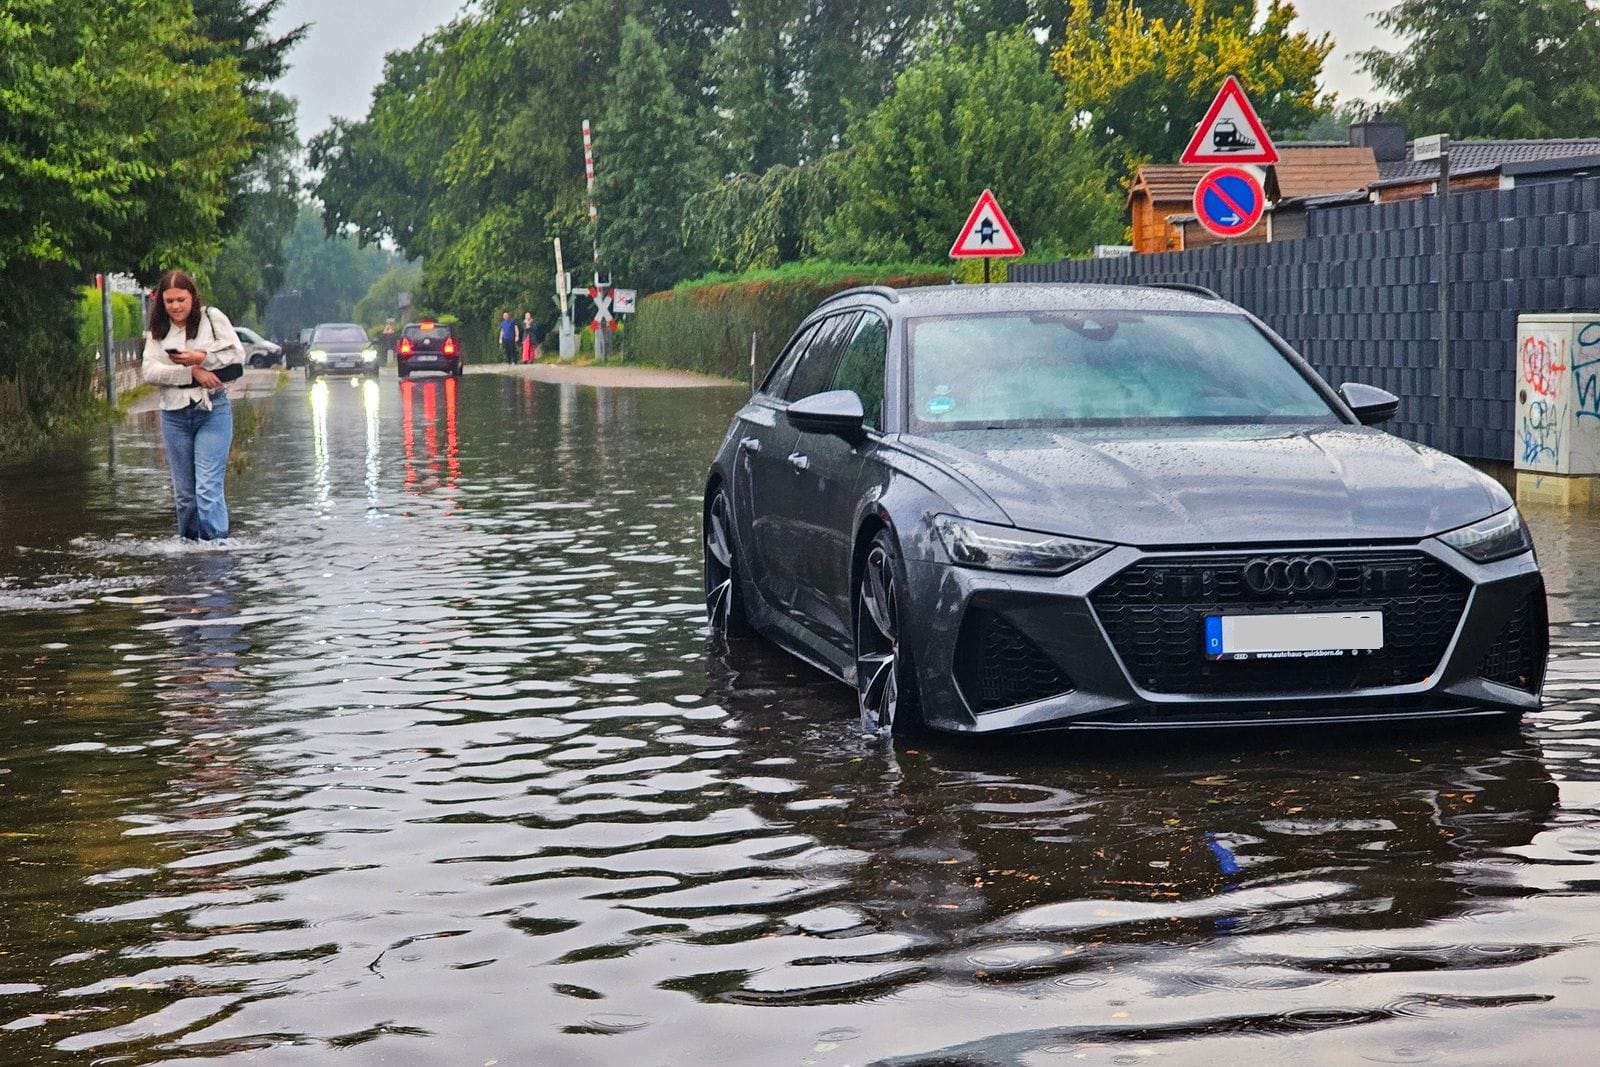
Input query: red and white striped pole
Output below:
<box><xmin>582</xmin><ymin>119</ymin><xmax>599</xmax><ymax>279</ymax></box>
<box><xmin>582</xmin><ymin>119</ymin><xmax>610</xmax><ymax>359</ymax></box>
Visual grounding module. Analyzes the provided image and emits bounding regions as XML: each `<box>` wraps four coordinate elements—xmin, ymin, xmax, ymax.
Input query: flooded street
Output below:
<box><xmin>1</xmin><ymin>372</ymin><xmax>1598</xmax><ymax>1065</ymax></box>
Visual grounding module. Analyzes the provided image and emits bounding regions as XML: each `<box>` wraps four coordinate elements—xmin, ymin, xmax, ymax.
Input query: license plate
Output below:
<box><xmin>1204</xmin><ymin>611</ymin><xmax>1383</xmax><ymax>661</ymax></box>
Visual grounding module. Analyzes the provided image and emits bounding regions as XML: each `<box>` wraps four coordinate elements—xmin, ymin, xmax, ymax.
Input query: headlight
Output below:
<box><xmin>934</xmin><ymin>515</ymin><xmax>1111</xmax><ymax>575</ymax></box>
<box><xmin>362</xmin><ymin>348</ymin><xmax>377</xmax><ymax>362</ymax></box>
<box><xmin>309</xmin><ymin>349</ymin><xmax>327</xmax><ymax>363</ymax></box>
<box><xmin>1438</xmin><ymin>508</ymin><xmax>1534</xmax><ymax>563</ymax></box>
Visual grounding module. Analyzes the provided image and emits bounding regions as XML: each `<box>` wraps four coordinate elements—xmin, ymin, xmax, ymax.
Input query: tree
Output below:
<box><xmin>263</xmin><ymin>204</ymin><xmax>401</xmax><ymax>337</ymax></box>
<box><xmin>597</xmin><ymin>19</ymin><xmax>707</xmax><ymax>293</ymax></box>
<box><xmin>1052</xmin><ymin>0</ymin><xmax>1333</xmax><ymax>167</ymax></box>
<box><xmin>0</xmin><ymin>0</ymin><xmax>256</xmax><ymax>422</ymax></box>
<box><xmin>684</xmin><ymin>160</ymin><xmax>845</xmax><ymax>273</ymax></box>
<box><xmin>1358</xmin><ymin>0</ymin><xmax>1600</xmax><ymax>139</ymax></box>
<box><xmin>821</xmin><ymin>30</ymin><xmax>1124</xmax><ymax>262</ymax></box>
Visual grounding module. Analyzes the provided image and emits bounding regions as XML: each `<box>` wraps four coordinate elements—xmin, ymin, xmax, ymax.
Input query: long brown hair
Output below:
<box><xmin>148</xmin><ymin>270</ymin><xmax>205</xmax><ymax>340</ymax></box>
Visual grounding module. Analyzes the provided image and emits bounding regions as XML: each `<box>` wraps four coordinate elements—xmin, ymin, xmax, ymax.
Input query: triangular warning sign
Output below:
<box><xmin>949</xmin><ymin>189</ymin><xmax>1025</xmax><ymax>258</ymax></box>
<box><xmin>1180</xmin><ymin>76</ymin><xmax>1279</xmax><ymax>166</ymax></box>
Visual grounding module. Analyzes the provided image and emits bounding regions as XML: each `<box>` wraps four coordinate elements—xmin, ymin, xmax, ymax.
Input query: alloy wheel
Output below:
<box><xmin>855</xmin><ymin>543</ymin><xmax>900</xmax><ymax>736</ymax></box>
<box><xmin>703</xmin><ymin>491</ymin><xmax>745</xmax><ymax>637</ymax></box>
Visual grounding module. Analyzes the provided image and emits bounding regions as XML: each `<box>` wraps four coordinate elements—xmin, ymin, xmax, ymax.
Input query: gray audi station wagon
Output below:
<box><xmin>703</xmin><ymin>284</ymin><xmax>1548</xmax><ymax>737</ymax></box>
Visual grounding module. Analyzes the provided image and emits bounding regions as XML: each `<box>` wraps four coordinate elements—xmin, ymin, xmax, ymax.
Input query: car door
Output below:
<box><xmin>769</xmin><ymin>311</ymin><xmax>862</xmax><ymax>650</ymax></box>
<box><xmin>732</xmin><ymin>321</ymin><xmax>820</xmax><ymax>614</ymax></box>
<box><xmin>809</xmin><ymin>312</ymin><xmax>890</xmax><ymax>646</ymax></box>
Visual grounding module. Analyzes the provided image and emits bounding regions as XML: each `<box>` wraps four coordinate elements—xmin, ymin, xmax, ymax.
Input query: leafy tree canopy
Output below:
<box><xmin>822</xmin><ymin>29</ymin><xmax>1124</xmax><ymax>262</ymax></box>
<box><xmin>1358</xmin><ymin>0</ymin><xmax>1600</xmax><ymax>139</ymax></box>
<box><xmin>1052</xmin><ymin>0</ymin><xmax>1333</xmax><ymax>167</ymax></box>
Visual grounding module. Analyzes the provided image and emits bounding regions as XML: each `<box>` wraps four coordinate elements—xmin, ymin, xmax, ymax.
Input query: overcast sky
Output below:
<box><xmin>269</xmin><ymin>0</ymin><xmax>1398</xmax><ymax>143</ymax></box>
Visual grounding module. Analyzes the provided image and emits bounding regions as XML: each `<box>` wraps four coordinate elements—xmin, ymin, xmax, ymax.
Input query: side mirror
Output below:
<box><xmin>1339</xmin><ymin>382</ymin><xmax>1400</xmax><ymax>426</ymax></box>
<box><xmin>788</xmin><ymin>389</ymin><xmax>865</xmax><ymax>439</ymax></box>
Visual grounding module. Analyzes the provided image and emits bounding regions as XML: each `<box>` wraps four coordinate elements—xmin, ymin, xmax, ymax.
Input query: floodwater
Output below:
<box><xmin>0</xmin><ymin>371</ymin><xmax>1597</xmax><ymax>1065</ymax></box>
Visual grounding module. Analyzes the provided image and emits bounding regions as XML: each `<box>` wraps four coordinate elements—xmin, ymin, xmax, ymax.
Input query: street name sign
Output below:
<box><xmin>1192</xmin><ymin>166</ymin><xmax>1266</xmax><ymax>238</ymax></box>
<box><xmin>1413</xmin><ymin>134</ymin><xmax>1448</xmax><ymax>162</ymax></box>
<box><xmin>1180</xmin><ymin>76</ymin><xmax>1279</xmax><ymax>166</ymax></box>
<box><xmin>949</xmin><ymin>189</ymin><xmax>1025</xmax><ymax>258</ymax></box>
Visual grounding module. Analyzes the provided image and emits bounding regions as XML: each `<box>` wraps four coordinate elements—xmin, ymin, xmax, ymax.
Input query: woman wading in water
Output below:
<box><xmin>141</xmin><ymin>270</ymin><xmax>246</xmax><ymax>540</ymax></box>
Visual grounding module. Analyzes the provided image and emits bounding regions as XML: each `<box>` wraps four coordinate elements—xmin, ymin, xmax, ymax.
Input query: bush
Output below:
<box><xmin>75</xmin><ymin>286</ymin><xmax>145</xmax><ymax>349</ymax></box>
<box><xmin>628</xmin><ymin>261</ymin><xmax>953</xmax><ymax>382</ymax></box>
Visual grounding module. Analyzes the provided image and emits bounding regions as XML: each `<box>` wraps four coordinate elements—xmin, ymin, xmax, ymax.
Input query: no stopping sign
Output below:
<box><xmin>1193</xmin><ymin>166</ymin><xmax>1265</xmax><ymax>238</ymax></box>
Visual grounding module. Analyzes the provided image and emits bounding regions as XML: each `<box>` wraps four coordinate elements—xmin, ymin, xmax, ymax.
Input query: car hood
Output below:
<box><xmin>910</xmin><ymin>424</ymin><xmax>1511</xmax><ymax>547</ymax></box>
<box><xmin>314</xmin><ymin>340</ymin><xmax>370</xmax><ymax>353</ymax></box>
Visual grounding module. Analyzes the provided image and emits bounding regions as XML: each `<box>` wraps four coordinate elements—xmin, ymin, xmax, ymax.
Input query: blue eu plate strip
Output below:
<box><xmin>1204</xmin><ymin>615</ymin><xmax>1224</xmax><ymax>656</ymax></box>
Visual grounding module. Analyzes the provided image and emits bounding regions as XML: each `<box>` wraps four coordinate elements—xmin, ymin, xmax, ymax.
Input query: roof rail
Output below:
<box><xmin>1140</xmin><ymin>282</ymin><xmax>1223</xmax><ymax>300</ymax></box>
<box><xmin>819</xmin><ymin>284</ymin><xmax>900</xmax><ymax>306</ymax></box>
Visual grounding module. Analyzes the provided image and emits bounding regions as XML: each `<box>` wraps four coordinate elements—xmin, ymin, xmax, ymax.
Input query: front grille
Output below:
<box><xmin>1090</xmin><ymin>550</ymin><xmax>1471</xmax><ymax>696</ymax></box>
<box><xmin>1477</xmin><ymin>589</ymin><xmax>1548</xmax><ymax>693</ymax></box>
<box><xmin>954</xmin><ymin>609</ymin><xmax>1073</xmax><ymax>712</ymax></box>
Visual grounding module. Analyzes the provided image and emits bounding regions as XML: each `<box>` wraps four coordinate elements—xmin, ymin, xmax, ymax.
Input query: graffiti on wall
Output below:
<box><xmin>1520</xmin><ymin>332</ymin><xmax>1568</xmax><ymax>467</ymax></box>
<box><xmin>1575</xmin><ymin>323</ymin><xmax>1600</xmax><ymax>422</ymax></box>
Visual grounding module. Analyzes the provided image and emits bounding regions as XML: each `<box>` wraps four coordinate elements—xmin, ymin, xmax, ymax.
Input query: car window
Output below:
<box><xmin>313</xmin><ymin>325</ymin><xmax>370</xmax><ymax>345</ymax></box>
<box><xmin>760</xmin><ymin>321</ymin><xmax>821</xmax><ymax>398</ymax></box>
<box><xmin>784</xmin><ymin>312</ymin><xmax>861</xmax><ymax>403</ymax></box>
<box><xmin>403</xmin><ymin>323</ymin><xmax>454</xmax><ymax>341</ymax></box>
<box><xmin>828</xmin><ymin>314</ymin><xmax>888</xmax><ymax>430</ymax></box>
<box><xmin>908</xmin><ymin>311</ymin><xmax>1339</xmax><ymax>430</ymax></box>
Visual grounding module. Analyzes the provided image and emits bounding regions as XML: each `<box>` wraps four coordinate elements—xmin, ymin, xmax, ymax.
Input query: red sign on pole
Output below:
<box><xmin>1180</xmin><ymin>76</ymin><xmax>1279</xmax><ymax>166</ymax></box>
<box><xmin>949</xmin><ymin>189</ymin><xmax>1025</xmax><ymax>258</ymax></box>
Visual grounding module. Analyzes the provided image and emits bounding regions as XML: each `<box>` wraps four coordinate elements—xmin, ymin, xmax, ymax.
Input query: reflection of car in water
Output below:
<box><xmin>397</xmin><ymin>320</ymin><xmax>463</xmax><ymax>379</ymax></box>
<box><xmin>702</xmin><ymin>647</ymin><xmax>1557</xmax><ymax>1002</ymax></box>
<box><xmin>702</xmin><ymin>284</ymin><xmax>1548</xmax><ymax>738</ymax></box>
<box><xmin>305</xmin><ymin>322</ymin><xmax>379</xmax><ymax>380</ymax></box>
<box><xmin>1212</xmin><ymin>118</ymin><xmax>1257</xmax><ymax>152</ymax></box>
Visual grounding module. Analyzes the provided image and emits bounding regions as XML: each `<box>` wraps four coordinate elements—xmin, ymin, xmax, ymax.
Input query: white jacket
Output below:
<box><xmin>141</xmin><ymin>306</ymin><xmax>247</xmax><ymax>411</ymax></box>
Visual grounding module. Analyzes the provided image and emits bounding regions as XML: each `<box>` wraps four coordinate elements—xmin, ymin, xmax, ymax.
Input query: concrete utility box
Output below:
<box><xmin>1515</xmin><ymin>313</ymin><xmax>1600</xmax><ymax>476</ymax></box>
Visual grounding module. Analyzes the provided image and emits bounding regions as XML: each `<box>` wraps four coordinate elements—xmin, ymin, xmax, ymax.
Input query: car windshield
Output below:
<box><xmin>313</xmin><ymin>326</ymin><xmax>369</xmax><ymax>345</ymax></box>
<box><xmin>908</xmin><ymin>311</ymin><xmax>1339</xmax><ymax>430</ymax></box>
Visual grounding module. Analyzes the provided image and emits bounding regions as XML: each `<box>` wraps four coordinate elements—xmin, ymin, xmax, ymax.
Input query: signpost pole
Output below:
<box><xmin>98</xmin><ymin>274</ymin><xmax>116</xmax><ymax>407</ymax></box>
<box><xmin>983</xmin><ymin>257</ymin><xmax>990</xmax><ymax>285</ymax></box>
<box><xmin>1438</xmin><ymin>136</ymin><xmax>1452</xmax><ymax>454</ymax></box>
<box><xmin>1416</xmin><ymin>133</ymin><xmax>1452</xmax><ymax>452</ymax></box>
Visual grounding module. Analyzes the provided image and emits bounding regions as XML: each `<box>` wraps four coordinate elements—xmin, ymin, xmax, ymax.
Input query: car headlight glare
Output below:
<box><xmin>361</xmin><ymin>348</ymin><xmax>378</xmax><ymax>362</ymax></box>
<box><xmin>934</xmin><ymin>516</ymin><xmax>1110</xmax><ymax>575</ymax></box>
<box><xmin>309</xmin><ymin>349</ymin><xmax>327</xmax><ymax>363</ymax></box>
<box><xmin>1438</xmin><ymin>508</ymin><xmax>1533</xmax><ymax>563</ymax></box>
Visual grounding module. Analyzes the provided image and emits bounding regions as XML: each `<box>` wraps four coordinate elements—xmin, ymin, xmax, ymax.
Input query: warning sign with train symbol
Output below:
<box><xmin>1180</xmin><ymin>75</ymin><xmax>1279</xmax><ymax>167</ymax></box>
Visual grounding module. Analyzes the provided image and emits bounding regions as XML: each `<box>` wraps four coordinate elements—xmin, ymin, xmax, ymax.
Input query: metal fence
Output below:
<box><xmin>1013</xmin><ymin>175</ymin><xmax>1600</xmax><ymax>461</ymax></box>
<box><xmin>90</xmin><ymin>339</ymin><xmax>145</xmax><ymax>400</ymax></box>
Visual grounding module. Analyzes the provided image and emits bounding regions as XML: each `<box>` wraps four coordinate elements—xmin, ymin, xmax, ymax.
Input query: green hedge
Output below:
<box><xmin>75</xmin><ymin>287</ymin><xmax>144</xmax><ymax>349</ymax></box>
<box><xmin>627</xmin><ymin>261</ymin><xmax>953</xmax><ymax>383</ymax></box>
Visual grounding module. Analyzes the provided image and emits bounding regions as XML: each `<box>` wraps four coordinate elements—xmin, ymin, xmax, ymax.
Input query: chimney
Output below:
<box><xmin>1349</xmin><ymin>115</ymin><xmax>1408</xmax><ymax>163</ymax></box>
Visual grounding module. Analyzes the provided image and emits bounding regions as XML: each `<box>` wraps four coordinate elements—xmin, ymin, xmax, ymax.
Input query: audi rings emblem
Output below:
<box><xmin>1242</xmin><ymin>556</ymin><xmax>1338</xmax><ymax>595</ymax></box>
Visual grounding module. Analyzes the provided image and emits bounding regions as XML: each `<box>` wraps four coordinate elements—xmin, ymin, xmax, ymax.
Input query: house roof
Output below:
<box><xmin>1128</xmin><ymin>146</ymin><xmax>1379</xmax><ymax>208</ymax></box>
<box><xmin>1374</xmin><ymin>139</ymin><xmax>1600</xmax><ymax>183</ymax></box>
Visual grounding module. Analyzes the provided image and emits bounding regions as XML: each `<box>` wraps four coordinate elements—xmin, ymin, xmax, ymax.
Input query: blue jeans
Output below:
<box><xmin>160</xmin><ymin>392</ymin><xmax>233</xmax><ymax>540</ymax></box>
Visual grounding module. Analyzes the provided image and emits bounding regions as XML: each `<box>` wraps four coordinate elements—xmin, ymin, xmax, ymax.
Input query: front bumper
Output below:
<box><xmin>903</xmin><ymin>540</ymin><xmax>1547</xmax><ymax>734</ymax></box>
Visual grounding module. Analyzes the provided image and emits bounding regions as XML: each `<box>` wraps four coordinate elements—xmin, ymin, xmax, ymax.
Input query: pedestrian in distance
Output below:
<box><xmin>521</xmin><ymin>311</ymin><xmax>536</xmax><ymax>363</ymax></box>
<box><xmin>500</xmin><ymin>310</ymin><xmax>518</xmax><ymax>364</ymax></box>
<box><xmin>141</xmin><ymin>269</ymin><xmax>246</xmax><ymax>541</ymax></box>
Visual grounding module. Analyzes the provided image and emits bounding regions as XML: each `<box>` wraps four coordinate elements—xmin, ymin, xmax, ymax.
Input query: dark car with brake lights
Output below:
<box><xmin>397</xmin><ymin>320</ymin><xmax>463</xmax><ymax>379</ymax></box>
<box><xmin>702</xmin><ymin>283</ymin><xmax>1548</xmax><ymax>737</ymax></box>
<box><xmin>305</xmin><ymin>322</ymin><xmax>379</xmax><ymax>379</ymax></box>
